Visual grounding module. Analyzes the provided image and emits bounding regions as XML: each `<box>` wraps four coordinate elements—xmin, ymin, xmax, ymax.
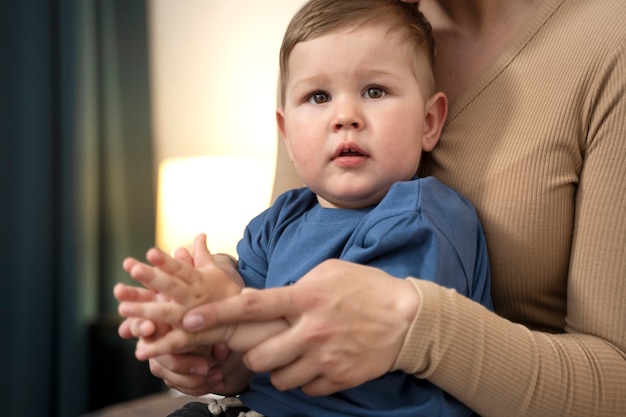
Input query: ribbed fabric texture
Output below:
<box><xmin>407</xmin><ymin>0</ymin><xmax>626</xmax><ymax>415</ymax></box>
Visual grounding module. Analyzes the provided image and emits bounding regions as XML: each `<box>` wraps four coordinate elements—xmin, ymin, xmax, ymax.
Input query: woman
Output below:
<box><xmin>136</xmin><ymin>0</ymin><xmax>626</xmax><ymax>415</ymax></box>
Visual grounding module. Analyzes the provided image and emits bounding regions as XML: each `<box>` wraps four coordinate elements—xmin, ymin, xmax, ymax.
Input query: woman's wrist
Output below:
<box><xmin>391</xmin><ymin>278</ymin><xmax>424</xmax><ymax>373</ymax></box>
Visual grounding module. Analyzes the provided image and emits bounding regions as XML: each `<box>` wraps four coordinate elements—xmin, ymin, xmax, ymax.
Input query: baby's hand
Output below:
<box><xmin>114</xmin><ymin>282</ymin><xmax>168</xmax><ymax>338</ymax></box>
<box><xmin>116</xmin><ymin>234</ymin><xmax>243</xmax><ymax>362</ymax></box>
<box><xmin>115</xmin><ymin>244</ymin><xmax>198</xmax><ymax>341</ymax></box>
<box><xmin>119</xmin><ymin>235</ymin><xmax>242</xmax><ymax>326</ymax></box>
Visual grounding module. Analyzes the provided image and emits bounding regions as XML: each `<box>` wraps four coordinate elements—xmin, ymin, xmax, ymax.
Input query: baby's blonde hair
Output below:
<box><xmin>278</xmin><ymin>0</ymin><xmax>435</xmax><ymax>105</ymax></box>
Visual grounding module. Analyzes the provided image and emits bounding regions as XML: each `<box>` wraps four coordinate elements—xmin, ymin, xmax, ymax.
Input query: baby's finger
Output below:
<box><xmin>173</xmin><ymin>246</ymin><xmax>194</xmax><ymax>265</ymax></box>
<box><xmin>145</xmin><ymin>247</ymin><xmax>203</xmax><ymax>287</ymax></box>
<box><xmin>118</xmin><ymin>300</ymin><xmax>185</xmax><ymax>325</ymax></box>
<box><xmin>113</xmin><ymin>283</ymin><xmax>157</xmax><ymax>303</ymax></box>
<box><xmin>127</xmin><ymin>261</ymin><xmax>192</xmax><ymax>303</ymax></box>
<box><xmin>122</xmin><ymin>256</ymin><xmax>142</xmax><ymax>273</ymax></box>
<box><xmin>129</xmin><ymin>318</ymin><xmax>157</xmax><ymax>338</ymax></box>
<box><xmin>191</xmin><ymin>234</ymin><xmax>218</xmax><ymax>269</ymax></box>
<box><xmin>118</xmin><ymin>318</ymin><xmax>134</xmax><ymax>339</ymax></box>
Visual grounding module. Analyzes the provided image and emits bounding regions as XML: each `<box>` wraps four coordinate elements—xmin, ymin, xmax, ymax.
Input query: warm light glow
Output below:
<box><xmin>156</xmin><ymin>156</ymin><xmax>271</xmax><ymax>256</ymax></box>
<box><xmin>149</xmin><ymin>2</ymin><xmax>309</xmax><ymax>256</ymax></box>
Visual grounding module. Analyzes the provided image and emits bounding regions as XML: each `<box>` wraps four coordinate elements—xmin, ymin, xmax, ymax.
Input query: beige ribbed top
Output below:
<box><xmin>272</xmin><ymin>0</ymin><xmax>626</xmax><ymax>415</ymax></box>
<box><xmin>403</xmin><ymin>0</ymin><xmax>626</xmax><ymax>415</ymax></box>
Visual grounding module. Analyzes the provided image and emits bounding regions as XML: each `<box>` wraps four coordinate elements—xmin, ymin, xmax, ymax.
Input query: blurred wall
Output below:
<box><xmin>148</xmin><ymin>0</ymin><xmax>308</xmax><ymax>199</ymax></box>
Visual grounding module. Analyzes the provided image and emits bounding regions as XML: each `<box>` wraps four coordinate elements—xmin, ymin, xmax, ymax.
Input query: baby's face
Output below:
<box><xmin>277</xmin><ymin>25</ymin><xmax>430</xmax><ymax>209</ymax></box>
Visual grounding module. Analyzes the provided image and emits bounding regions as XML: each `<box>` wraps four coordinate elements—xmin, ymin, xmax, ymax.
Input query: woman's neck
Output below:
<box><xmin>419</xmin><ymin>0</ymin><xmax>543</xmax><ymax>103</ymax></box>
<box><xmin>420</xmin><ymin>0</ymin><xmax>537</xmax><ymax>35</ymax></box>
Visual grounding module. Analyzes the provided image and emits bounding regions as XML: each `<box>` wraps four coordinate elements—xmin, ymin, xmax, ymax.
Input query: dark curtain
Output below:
<box><xmin>0</xmin><ymin>0</ymin><xmax>158</xmax><ymax>416</ymax></box>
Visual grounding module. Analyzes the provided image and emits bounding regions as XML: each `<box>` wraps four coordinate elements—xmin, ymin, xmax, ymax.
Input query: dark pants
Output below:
<box><xmin>167</xmin><ymin>397</ymin><xmax>264</xmax><ymax>417</ymax></box>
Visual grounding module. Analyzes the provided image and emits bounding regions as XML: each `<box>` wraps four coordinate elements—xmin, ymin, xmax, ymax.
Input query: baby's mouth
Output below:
<box><xmin>333</xmin><ymin>143</ymin><xmax>368</xmax><ymax>160</ymax></box>
<box><xmin>332</xmin><ymin>144</ymin><xmax>369</xmax><ymax>168</ymax></box>
<box><xmin>339</xmin><ymin>148</ymin><xmax>364</xmax><ymax>157</ymax></box>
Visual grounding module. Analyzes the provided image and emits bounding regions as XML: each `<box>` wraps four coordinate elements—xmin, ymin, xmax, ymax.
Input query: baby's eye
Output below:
<box><xmin>364</xmin><ymin>87</ymin><xmax>386</xmax><ymax>99</ymax></box>
<box><xmin>308</xmin><ymin>91</ymin><xmax>330</xmax><ymax>104</ymax></box>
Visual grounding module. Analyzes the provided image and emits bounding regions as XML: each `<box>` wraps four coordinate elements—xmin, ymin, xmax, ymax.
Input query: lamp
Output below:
<box><xmin>155</xmin><ymin>156</ymin><xmax>271</xmax><ymax>256</ymax></box>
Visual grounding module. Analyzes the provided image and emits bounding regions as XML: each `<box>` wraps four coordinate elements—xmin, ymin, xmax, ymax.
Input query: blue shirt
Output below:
<box><xmin>237</xmin><ymin>177</ymin><xmax>492</xmax><ymax>417</ymax></box>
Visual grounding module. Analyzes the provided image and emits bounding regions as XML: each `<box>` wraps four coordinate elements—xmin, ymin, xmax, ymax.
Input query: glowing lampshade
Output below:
<box><xmin>156</xmin><ymin>156</ymin><xmax>270</xmax><ymax>256</ymax></box>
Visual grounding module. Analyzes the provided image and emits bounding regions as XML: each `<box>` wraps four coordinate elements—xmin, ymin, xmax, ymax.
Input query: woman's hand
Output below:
<box><xmin>148</xmin><ymin>345</ymin><xmax>230</xmax><ymax>396</ymax></box>
<box><xmin>181</xmin><ymin>259</ymin><xmax>421</xmax><ymax>396</ymax></box>
<box><xmin>115</xmin><ymin>255</ymin><xmax>230</xmax><ymax>396</ymax></box>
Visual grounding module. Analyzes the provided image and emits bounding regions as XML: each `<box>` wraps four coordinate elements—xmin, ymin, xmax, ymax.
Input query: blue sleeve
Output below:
<box><xmin>341</xmin><ymin>179</ymin><xmax>492</xmax><ymax>308</ymax></box>
<box><xmin>236</xmin><ymin>188</ymin><xmax>317</xmax><ymax>289</ymax></box>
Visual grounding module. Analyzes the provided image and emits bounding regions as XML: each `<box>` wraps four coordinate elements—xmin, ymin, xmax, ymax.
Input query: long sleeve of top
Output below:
<box><xmin>237</xmin><ymin>178</ymin><xmax>492</xmax><ymax>417</ymax></box>
<box><xmin>387</xmin><ymin>0</ymin><xmax>626</xmax><ymax>416</ymax></box>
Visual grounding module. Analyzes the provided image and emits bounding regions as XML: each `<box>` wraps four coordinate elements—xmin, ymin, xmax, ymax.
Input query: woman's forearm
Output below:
<box><xmin>397</xmin><ymin>279</ymin><xmax>626</xmax><ymax>417</ymax></box>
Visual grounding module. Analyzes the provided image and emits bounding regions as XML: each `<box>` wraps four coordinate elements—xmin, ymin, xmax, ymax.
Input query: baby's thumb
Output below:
<box><xmin>192</xmin><ymin>233</ymin><xmax>216</xmax><ymax>268</ymax></box>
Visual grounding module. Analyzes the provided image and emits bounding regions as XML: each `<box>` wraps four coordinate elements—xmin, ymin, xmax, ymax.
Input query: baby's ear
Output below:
<box><xmin>276</xmin><ymin>108</ymin><xmax>286</xmax><ymax>140</ymax></box>
<box><xmin>422</xmin><ymin>92</ymin><xmax>448</xmax><ymax>152</ymax></box>
<box><xmin>276</xmin><ymin>108</ymin><xmax>294</xmax><ymax>161</ymax></box>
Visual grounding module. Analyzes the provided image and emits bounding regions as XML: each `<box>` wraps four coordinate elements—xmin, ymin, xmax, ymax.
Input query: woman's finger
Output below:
<box><xmin>149</xmin><ymin>355</ymin><xmax>215</xmax><ymax>395</ymax></box>
<box><xmin>183</xmin><ymin>287</ymin><xmax>298</xmax><ymax>331</ymax></box>
<box><xmin>241</xmin><ymin>323</ymin><xmax>303</xmax><ymax>373</ymax></box>
<box><xmin>136</xmin><ymin>328</ymin><xmax>195</xmax><ymax>360</ymax></box>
